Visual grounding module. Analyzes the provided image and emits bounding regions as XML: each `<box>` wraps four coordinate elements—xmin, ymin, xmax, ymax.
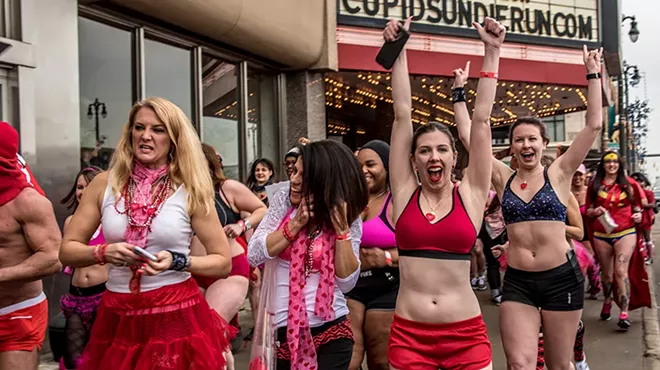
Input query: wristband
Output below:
<box><xmin>336</xmin><ymin>231</ymin><xmax>351</xmax><ymax>241</ymax></box>
<box><xmin>586</xmin><ymin>72</ymin><xmax>601</xmax><ymax>80</ymax></box>
<box><xmin>452</xmin><ymin>87</ymin><xmax>467</xmax><ymax>104</ymax></box>
<box><xmin>168</xmin><ymin>251</ymin><xmax>189</xmax><ymax>271</ymax></box>
<box><xmin>243</xmin><ymin>219</ymin><xmax>252</xmax><ymax>231</ymax></box>
<box><xmin>480</xmin><ymin>71</ymin><xmax>498</xmax><ymax>79</ymax></box>
<box><xmin>237</xmin><ymin>220</ymin><xmax>247</xmax><ymax>234</ymax></box>
<box><xmin>93</xmin><ymin>243</ymin><xmax>107</xmax><ymax>265</ymax></box>
<box><xmin>384</xmin><ymin>251</ymin><xmax>393</xmax><ymax>266</ymax></box>
<box><xmin>282</xmin><ymin>221</ymin><xmax>297</xmax><ymax>243</ymax></box>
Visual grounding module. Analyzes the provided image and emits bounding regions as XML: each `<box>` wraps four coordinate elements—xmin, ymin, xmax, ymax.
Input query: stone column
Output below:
<box><xmin>284</xmin><ymin>71</ymin><xmax>326</xmax><ymax>150</ymax></box>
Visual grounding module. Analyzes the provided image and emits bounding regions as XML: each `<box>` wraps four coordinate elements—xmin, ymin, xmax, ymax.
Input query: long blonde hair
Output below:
<box><xmin>109</xmin><ymin>97</ymin><xmax>213</xmax><ymax>215</ymax></box>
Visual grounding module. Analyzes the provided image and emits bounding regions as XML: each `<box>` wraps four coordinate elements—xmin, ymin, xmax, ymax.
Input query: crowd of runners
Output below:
<box><xmin>0</xmin><ymin>16</ymin><xmax>654</xmax><ymax>370</ymax></box>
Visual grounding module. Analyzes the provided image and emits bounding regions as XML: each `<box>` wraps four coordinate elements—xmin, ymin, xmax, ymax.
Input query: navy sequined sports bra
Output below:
<box><xmin>501</xmin><ymin>168</ymin><xmax>567</xmax><ymax>225</ymax></box>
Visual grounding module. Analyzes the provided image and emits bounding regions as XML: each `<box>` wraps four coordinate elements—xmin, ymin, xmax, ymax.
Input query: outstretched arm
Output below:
<box><xmin>556</xmin><ymin>47</ymin><xmax>603</xmax><ymax>177</ymax></box>
<box><xmin>460</xmin><ymin>18</ymin><xmax>510</xmax><ymax>206</ymax></box>
<box><xmin>386</xmin><ymin>18</ymin><xmax>418</xmax><ymax>222</ymax></box>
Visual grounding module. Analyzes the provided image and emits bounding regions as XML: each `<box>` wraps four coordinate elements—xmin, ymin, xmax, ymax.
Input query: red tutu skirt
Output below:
<box><xmin>78</xmin><ymin>278</ymin><xmax>238</xmax><ymax>370</ymax></box>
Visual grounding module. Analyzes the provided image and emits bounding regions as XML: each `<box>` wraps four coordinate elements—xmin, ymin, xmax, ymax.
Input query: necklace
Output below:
<box><xmin>364</xmin><ymin>190</ymin><xmax>388</xmax><ymax>213</ymax></box>
<box><xmin>517</xmin><ymin>167</ymin><xmax>544</xmax><ymax>190</ymax></box>
<box><xmin>421</xmin><ymin>190</ymin><xmax>447</xmax><ymax>222</ymax></box>
<box><xmin>305</xmin><ymin>227</ymin><xmax>322</xmax><ymax>278</ymax></box>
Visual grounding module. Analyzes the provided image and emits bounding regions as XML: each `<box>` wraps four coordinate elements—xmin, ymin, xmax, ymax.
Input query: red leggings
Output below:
<box><xmin>388</xmin><ymin>314</ymin><xmax>491</xmax><ymax>370</ymax></box>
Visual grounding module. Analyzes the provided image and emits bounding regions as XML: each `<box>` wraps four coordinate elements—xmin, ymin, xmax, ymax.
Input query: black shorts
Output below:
<box><xmin>344</xmin><ymin>267</ymin><xmax>399</xmax><ymax>310</ymax></box>
<box><xmin>502</xmin><ymin>250</ymin><xmax>585</xmax><ymax>311</ymax></box>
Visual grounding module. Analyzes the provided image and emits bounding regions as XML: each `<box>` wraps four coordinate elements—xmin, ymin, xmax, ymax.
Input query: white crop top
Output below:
<box><xmin>101</xmin><ymin>182</ymin><xmax>193</xmax><ymax>293</ymax></box>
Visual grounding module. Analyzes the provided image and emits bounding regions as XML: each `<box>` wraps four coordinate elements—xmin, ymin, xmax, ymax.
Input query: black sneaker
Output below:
<box><xmin>618</xmin><ymin>313</ymin><xmax>631</xmax><ymax>331</ymax></box>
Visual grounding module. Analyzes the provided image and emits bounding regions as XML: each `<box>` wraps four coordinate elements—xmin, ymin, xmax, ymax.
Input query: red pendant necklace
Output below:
<box><xmin>517</xmin><ymin>167</ymin><xmax>544</xmax><ymax>190</ymax></box>
<box><xmin>421</xmin><ymin>190</ymin><xmax>446</xmax><ymax>222</ymax></box>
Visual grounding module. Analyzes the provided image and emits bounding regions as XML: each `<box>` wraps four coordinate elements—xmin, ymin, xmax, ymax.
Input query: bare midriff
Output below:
<box><xmin>506</xmin><ymin>220</ymin><xmax>572</xmax><ymax>271</ymax></box>
<box><xmin>395</xmin><ymin>257</ymin><xmax>481</xmax><ymax>324</ymax></box>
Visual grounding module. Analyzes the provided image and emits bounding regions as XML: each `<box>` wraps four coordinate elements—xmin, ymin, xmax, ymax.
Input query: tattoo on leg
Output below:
<box><xmin>621</xmin><ymin>277</ymin><xmax>631</xmax><ymax>312</ymax></box>
<box><xmin>617</xmin><ymin>254</ymin><xmax>630</xmax><ymax>264</ymax></box>
<box><xmin>602</xmin><ymin>282</ymin><xmax>613</xmax><ymax>299</ymax></box>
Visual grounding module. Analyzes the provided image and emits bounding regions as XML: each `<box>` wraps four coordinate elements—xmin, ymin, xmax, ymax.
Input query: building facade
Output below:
<box><xmin>2</xmin><ymin>0</ymin><xmax>336</xmax><ymax>332</ymax></box>
<box><xmin>327</xmin><ymin>0</ymin><xmax>619</xmax><ymax>164</ymax></box>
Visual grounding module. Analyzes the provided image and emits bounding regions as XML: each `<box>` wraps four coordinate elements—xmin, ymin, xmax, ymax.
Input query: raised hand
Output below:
<box><xmin>331</xmin><ymin>201</ymin><xmax>349</xmax><ymax>235</ymax></box>
<box><xmin>453</xmin><ymin>61</ymin><xmax>471</xmax><ymax>89</ymax></box>
<box><xmin>473</xmin><ymin>17</ymin><xmax>506</xmax><ymax>50</ymax></box>
<box><xmin>582</xmin><ymin>46</ymin><xmax>603</xmax><ymax>74</ymax></box>
<box><xmin>383</xmin><ymin>17</ymin><xmax>412</xmax><ymax>43</ymax></box>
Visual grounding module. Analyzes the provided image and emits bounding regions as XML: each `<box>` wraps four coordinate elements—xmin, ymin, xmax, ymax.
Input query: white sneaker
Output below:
<box><xmin>575</xmin><ymin>358</ymin><xmax>590</xmax><ymax>370</ymax></box>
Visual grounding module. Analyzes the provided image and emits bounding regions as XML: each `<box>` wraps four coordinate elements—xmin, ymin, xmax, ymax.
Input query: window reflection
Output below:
<box><xmin>247</xmin><ymin>70</ymin><xmax>278</xmax><ymax>170</ymax></box>
<box><xmin>201</xmin><ymin>55</ymin><xmax>239</xmax><ymax>180</ymax></box>
<box><xmin>145</xmin><ymin>39</ymin><xmax>193</xmax><ymax>119</ymax></box>
<box><xmin>78</xmin><ymin>18</ymin><xmax>133</xmax><ymax>170</ymax></box>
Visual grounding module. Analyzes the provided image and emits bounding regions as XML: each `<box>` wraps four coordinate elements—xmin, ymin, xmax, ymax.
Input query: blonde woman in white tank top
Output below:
<box><xmin>60</xmin><ymin>97</ymin><xmax>235</xmax><ymax>370</ymax></box>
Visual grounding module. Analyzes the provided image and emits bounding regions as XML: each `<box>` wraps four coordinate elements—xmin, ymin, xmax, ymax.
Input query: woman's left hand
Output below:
<box><xmin>632</xmin><ymin>212</ymin><xmax>642</xmax><ymax>224</ymax></box>
<box><xmin>141</xmin><ymin>251</ymin><xmax>174</xmax><ymax>276</ymax></box>
<box><xmin>224</xmin><ymin>223</ymin><xmax>244</xmax><ymax>239</ymax></box>
<box><xmin>331</xmin><ymin>201</ymin><xmax>350</xmax><ymax>235</ymax></box>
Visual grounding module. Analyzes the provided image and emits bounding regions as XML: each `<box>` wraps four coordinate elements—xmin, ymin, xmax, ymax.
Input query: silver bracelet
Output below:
<box><xmin>243</xmin><ymin>219</ymin><xmax>252</xmax><ymax>231</ymax></box>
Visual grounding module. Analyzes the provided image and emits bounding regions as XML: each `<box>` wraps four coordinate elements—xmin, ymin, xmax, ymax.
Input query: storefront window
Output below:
<box><xmin>145</xmin><ymin>39</ymin><xmax>193</xmax><ymax>120</ymax></box>
<box><xmin>247</xmin><ymin>69</ymin><xmax>278</xmax><ymax>174</ymax></box>
<box><xmin>78</xmin><ymin>17</ymin><xmax>133</xmax><ymax>170</ymax></box>
<box><xmin>201</xmin><ymin>55</ymin><xmax>240</xmax><ymax>180</ymax></box>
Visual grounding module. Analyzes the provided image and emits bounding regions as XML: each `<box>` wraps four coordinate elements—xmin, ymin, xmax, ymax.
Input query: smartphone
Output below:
<box><xmin>375</xmin><ymin>23</ymin><xmax>410</xmax><ymax>70</ymax></box>
<box><xmin>133</xmin><ymin>246</ymin><xmax>158</xmax><ymax>262</ymax></box>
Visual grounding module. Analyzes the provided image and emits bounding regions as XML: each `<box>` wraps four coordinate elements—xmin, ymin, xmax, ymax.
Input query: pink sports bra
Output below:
<box><xmin>361</xmin><ymin>193</ymin><xmax>396</xmax><ymax>249</ymax></box>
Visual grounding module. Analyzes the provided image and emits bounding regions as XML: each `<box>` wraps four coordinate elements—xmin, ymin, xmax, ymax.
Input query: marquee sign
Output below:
<box><xmin>338</xmin><ymin>0</ymin><xmax>600</xmax><ymax>47</ymax></box>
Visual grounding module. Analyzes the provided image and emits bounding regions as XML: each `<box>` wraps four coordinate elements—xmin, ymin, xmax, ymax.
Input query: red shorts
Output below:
<box><xmin>388</xmin><ymin>314</ymin><xmax>491</xmax><ymax>370</ymax></box>
<box><xmin>0</xmin><ymin>293</ymin><xmax>48</xmax><ymax>352</ymax></box>
<box><xmin>193</xmin><ymin>254</ymin><xmax>250</xmax><ymax>289</ymax></box>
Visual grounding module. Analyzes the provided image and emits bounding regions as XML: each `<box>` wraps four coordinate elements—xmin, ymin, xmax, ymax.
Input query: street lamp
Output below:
<box><xmin>87</xmin><ymin>98</ymin><xmax>107</xmax><ymax>143</ymax></box>
<box><xmin>618</xmin><ymin>62</ymin><xmax>640</xmax><ymax>171</ymax></box>
<box><xmin>623</xmin><ymin>15</ymin><xmax>640</xmax><ymax>43</ymax></box>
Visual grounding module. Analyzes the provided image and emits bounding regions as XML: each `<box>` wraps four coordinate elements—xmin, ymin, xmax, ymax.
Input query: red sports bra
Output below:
<box><xmin>395</xmin><ymin>186</ymin><xmax>476</xmax><ymax>260</ymax></box>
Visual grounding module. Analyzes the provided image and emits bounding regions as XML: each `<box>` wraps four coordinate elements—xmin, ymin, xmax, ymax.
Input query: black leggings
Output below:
<box><xmin>479</xmin><ymin>224</ymin><xmax>507</xmax><ymax>291</ymax></box>
<box><xmin>276</xmin><ymin>338</ymin><xmax>353</xmax><ymax>370</ymax></box>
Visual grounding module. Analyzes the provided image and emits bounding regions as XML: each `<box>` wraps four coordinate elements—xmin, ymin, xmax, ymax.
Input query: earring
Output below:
<box><xmin>169</xmin><ymin>151</ymin><xmax>174</xmax><ymax>162</ymax></box>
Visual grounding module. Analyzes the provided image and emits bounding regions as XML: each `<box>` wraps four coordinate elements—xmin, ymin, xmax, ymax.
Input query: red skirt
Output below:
<box><xmin>78</xmin><ymin>278</ymin><xmax>238</xmax><ymax>370</ymax></box>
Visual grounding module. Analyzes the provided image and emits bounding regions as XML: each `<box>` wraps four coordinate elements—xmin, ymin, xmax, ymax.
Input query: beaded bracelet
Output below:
<box><xmin>452</xmin><ymin>87</ymin><xmax>467</xmax><ymax>104</ymax></box>
<box><xmin>93</xmin><ymin>243</ymin><xmax>107</xmax><ymax>265</ymax></box>
<box><xmin>282</xmin><ymin>221</ymin><xmax>296</xmax><ymax>242</ymax></box>
<box><xmin>168</xmin><ymin>251</ymin><xmax>189</xmax><ymax>271</ymax></box>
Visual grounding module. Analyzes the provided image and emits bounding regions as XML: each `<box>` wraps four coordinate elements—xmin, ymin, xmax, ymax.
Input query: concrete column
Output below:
<box><xmin>22</xmin><ymin>0</ymin><xmax>80</xmax><ymax>345</ymax></box>
<box><xmin>284</xmin><ymin>71</ymin><xmax>326</xmax><ymax>150</ymax></box>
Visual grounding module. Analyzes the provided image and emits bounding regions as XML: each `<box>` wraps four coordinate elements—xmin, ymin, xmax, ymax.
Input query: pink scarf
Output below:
<box><xmin>123</xmin><ymin>161</ymin><xmax>168</xmax><ymax>293</ymax></box>
<box><xmin>278</xmin><ymin>208</ymin><xmax>336</xmax><ymax>370</ymax></box>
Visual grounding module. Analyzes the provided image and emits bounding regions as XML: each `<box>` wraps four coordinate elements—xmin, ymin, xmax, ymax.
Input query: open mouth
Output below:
<box><xmin>520</xmin><ymin>152</ymin><xmax>535</xmax><ymax>162</ymax></box>
<box><xmin>139</xmin><ymin>144</ymin><xmax>154</xmax><ymax>153</ymax></box>
<box><xmin>427</xmin><ymin>167</ymin><xmax>443</xmax><ymax>183</ymax></box>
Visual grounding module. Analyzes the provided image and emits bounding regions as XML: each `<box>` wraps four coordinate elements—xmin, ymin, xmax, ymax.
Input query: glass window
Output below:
<box><xmin>543</xmin><ymin>115</ymin><xmax>566</xmax><ymax>142</ymax></box>
<box><xmin>247</xmin><ymin>69</ymin><xmax>278</xmax><ymax>174</ymax></box>
<box><xmin>201</xmin><ymin>55</ymin><xmax>240</xmax><ymax>180</ymax></box>
<box><xmin>145</xmin><ymin>39</ymin><xmax>193</xmax><ymax>120</ymax></box>
<box><xmin>78</xmin><ymin>18</ymin><xmax>133</xmax><ymax>170</ymax></box>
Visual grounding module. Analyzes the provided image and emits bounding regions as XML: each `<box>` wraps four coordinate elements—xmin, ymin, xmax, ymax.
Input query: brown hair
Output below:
<box><xmin>411</xmin><ymin>122</ymin><xmax>456</xmax><ymax>155</ymax></box>
<box><xmin>540</xmin><ymin>155</ymin><xmax>555</xmax><ymax>167</ymax></box>
<box><xmin>61</xmin><ymin>166</ymin><xmax>104</xmax><ymax>211</ymax></box>
<box><xmin>201</xmin><ymin>143</ymin><xmax>226</xmax><ymax>189</ymax></box>
<box><xmin>508</xmin><ymin>117</ymin><xmax>550</xmax><ymax>145</ymax></box>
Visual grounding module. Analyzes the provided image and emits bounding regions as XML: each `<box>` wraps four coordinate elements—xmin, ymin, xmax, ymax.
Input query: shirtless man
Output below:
<box><xmin>0</xmin><ymin>122</ymin><xmax>62</xmax><ymax>370</ymax></box>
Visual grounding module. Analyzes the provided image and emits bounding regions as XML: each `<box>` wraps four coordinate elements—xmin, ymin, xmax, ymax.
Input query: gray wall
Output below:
<box><xmin>22</xmin><ymin>0</ymin><xmax>80</xmax><ymax>340</ymax></box>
